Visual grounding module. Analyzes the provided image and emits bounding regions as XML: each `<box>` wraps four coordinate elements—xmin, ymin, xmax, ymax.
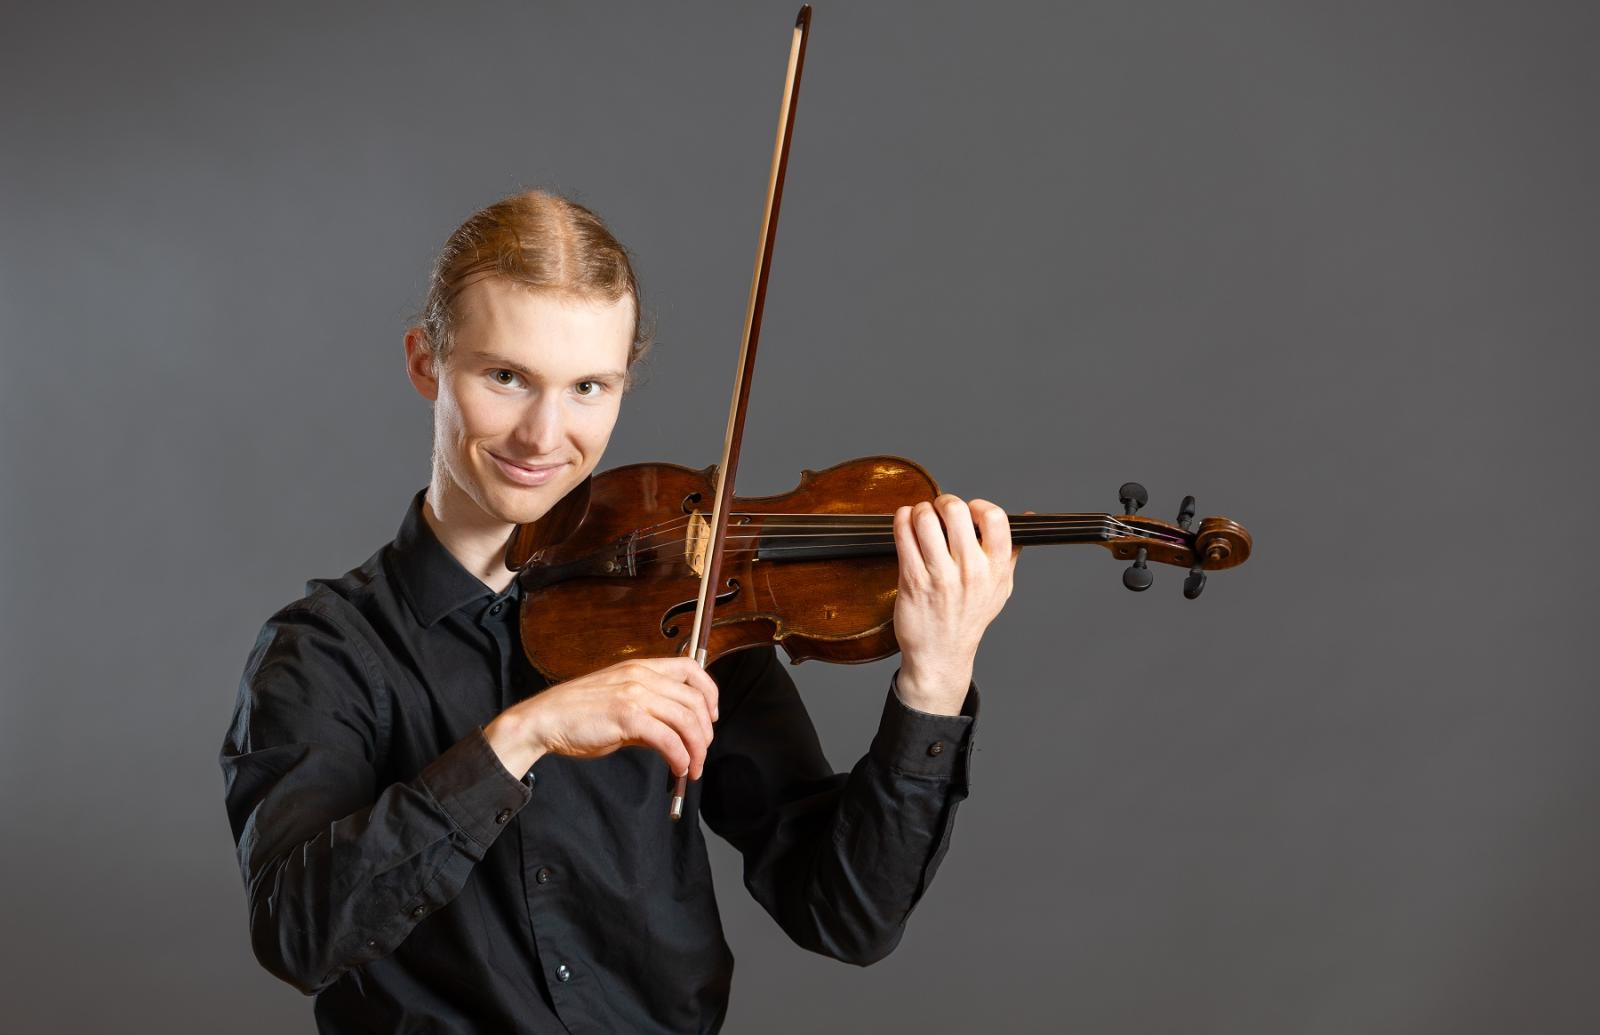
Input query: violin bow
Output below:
<box><xmin>673</xmin><ymin>5</ymin><xmax>813</xmax><ymax>821</ymax></box>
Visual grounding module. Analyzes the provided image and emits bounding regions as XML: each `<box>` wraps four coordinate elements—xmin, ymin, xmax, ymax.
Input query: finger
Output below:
<box><xmin>629</xmin><ymin>716</ymin><xmax>693</xmax><ymax>779</ymax></box>
<box><xmin>912</xmin><ymin>500</ymin><xmax>957</xmax><ymax>579</ymax></box>
<box><xmin>970</xmin><ymin>499</ymin><xmax>1012</xmax><ymax>567</ymax></box>
<box><xmin>638</xmin><ymin>657</ymin><xmax>719</xmax><ymax>721</ymax></box>
<box><xmin>643</xmin><ymin>694</ymin><xmax>712</xmax><ymax>780</ymax></box>
<box><xmin>892</xmin><ymin>505</ymin><xmax>928</xmax><ymax>587</ymax></box>
<box><xmin>940</xmin><ymin>494</ymin><xmax>986</xmax><ymax>571</ymax></box>
<box><xmin>643</xmin><ymin>671</ymin><xmax>715</xmax><ymax>747</ymax></box>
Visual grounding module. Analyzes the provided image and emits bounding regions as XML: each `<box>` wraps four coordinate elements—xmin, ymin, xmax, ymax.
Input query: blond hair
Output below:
<box><xmin>417</xmin><ymin>190</ymin><xmax>652</xmax><ymax>380</ymax></box>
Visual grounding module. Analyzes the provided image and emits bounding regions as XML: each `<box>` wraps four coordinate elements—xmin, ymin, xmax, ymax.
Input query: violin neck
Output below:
<box><xmin>747</xmin><ymin>512</ymin><xmax>1120</xmax><ymax>563</ymax></box>
<box><xmin>1005</xmin><ymin>512</ymin><xmax>1122</xmax><ymax>546</ymax></box>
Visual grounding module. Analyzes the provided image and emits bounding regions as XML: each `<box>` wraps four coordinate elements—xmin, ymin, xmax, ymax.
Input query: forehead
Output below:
<box><xmin>452</xmin><ymin>277</ymin><xmax>634</xmax><ymax>370</ymax></box>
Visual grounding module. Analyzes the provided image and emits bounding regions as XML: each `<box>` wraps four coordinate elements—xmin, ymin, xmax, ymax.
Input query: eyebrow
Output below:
<box><xmin>474</xmin><ymin>351</ymin><xmax>627</xmax><ymax>384</ymax></box>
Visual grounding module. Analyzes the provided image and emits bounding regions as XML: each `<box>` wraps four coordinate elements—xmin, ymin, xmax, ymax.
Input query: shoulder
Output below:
<box><xmin>250</xmin><ymin>540</ymin><xmax>405</xmax><ymax>671</ymax></box>
<box><xmin>238</xmin><ymin>546</ymin><xmax>400</xmax><ymax>718</ymax></box>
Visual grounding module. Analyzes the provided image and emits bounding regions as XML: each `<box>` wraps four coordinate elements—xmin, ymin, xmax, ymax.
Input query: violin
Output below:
<box><xmin>506</xmin><ymin>7</ymin><xmax>1251</xmax><ymax>817</ymax></box>
<box><xmin>504</xmin><ymin>455</ymin><xmax>1252</xmax><ymax>685</ymax></box>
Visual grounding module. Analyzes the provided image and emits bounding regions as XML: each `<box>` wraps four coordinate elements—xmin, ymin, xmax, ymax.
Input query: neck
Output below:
<box><xmin>424</xmin><ymin>466</ymin><xmax>518</xmax><ymax>595</ymax></box>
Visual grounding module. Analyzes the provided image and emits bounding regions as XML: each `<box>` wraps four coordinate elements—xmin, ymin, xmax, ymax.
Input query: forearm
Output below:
<box><xmin>743</xmin><ymin>674</ymin><xmax>979</xmax><ymax>965</ymax></box>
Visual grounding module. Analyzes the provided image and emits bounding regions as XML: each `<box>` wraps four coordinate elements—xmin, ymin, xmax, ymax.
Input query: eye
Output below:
<box><xmin>490</xmin><ymin>369</ymin><xmax>522</xmax><ymax>388</ymax></box>
<box><xmin>574</xmin><ymin>380</ymin><xmax>599</xmax><ymax>397</ymax></box>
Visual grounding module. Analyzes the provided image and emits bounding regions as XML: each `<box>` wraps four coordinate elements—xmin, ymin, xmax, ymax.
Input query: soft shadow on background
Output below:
<box><xmin>2</xmin><ymin>2</ymin><xmax>1596</xmax><ymax>1032</ymax></box>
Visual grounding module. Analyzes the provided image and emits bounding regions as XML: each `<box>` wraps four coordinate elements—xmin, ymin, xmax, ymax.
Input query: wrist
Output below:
<box><xmin>484</xmin><ymin>706</ymin><xmax>546</xmax><ymax>779</ymax></box>
<box><xmin>895</xmin><ymin>658</ymin><xmax>974</xmax><ymax>715</ymax></box>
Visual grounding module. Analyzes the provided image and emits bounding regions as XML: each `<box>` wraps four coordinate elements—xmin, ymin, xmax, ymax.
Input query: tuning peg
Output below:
<box><xmin>1119</xmin><ymin>482</ymin><xmax>1148</xmax><ymax>516</ymax></box>
<box><xmin>1176</xmin><ymin>495</ymin><xmax>1196</xmax><ymax>531</ymax></box>
<box><xmin>1183</xmin><ymin>559</ymin><xmax>1206</xmax><ymax>599</ymax></box>
<box><xmin>1123</xmin><ymin>545</ymin><xmax>1153</xmax><ymax>591</ymax></box>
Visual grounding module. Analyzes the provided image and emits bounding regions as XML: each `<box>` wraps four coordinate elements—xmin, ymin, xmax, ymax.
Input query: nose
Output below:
<box><xmin>511</xmin><ymin>390</ymin><xmax>565</xmax><ymax>457</ymax></box>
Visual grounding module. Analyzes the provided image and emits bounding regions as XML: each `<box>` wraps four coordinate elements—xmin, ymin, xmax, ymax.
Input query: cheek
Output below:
<box><xmin>572</xmin><ymin>401</ymin><xmax>622</xmax><ymax>452</ymax></box>
<box><xmin>448</xmin><ymin>384</ymin><xmax>518</xmax><ymax>442</ymax></box>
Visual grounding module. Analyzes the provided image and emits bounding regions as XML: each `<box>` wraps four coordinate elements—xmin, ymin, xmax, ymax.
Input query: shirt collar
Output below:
<box><xmin>391</xmin><ymin>487</ymin><xmax>511</xmax><ymax>627</ymax></box>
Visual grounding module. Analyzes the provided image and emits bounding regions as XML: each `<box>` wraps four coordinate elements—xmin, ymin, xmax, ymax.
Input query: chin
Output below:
<box><xmin>476</xmin><ymin>467</ymin><xmax>584</xmax><ymax>527</ymax></box>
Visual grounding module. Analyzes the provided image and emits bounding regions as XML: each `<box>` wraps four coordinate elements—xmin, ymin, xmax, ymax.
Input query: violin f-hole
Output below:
<box><xmin>661</xmin><ymin>577</ymin><xmax>741</xmax><ymax>638</ymax></box>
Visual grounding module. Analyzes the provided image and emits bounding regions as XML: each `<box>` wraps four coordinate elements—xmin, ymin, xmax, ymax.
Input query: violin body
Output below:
<box><xmin>511</xmin><ymin>456</ymin><xmax>940</xmax><ymax>683</ymax></box>
<box><xmin>507</xmin><ymin>454</ymin><xmax>1253</xmax><ymax>684</ymax></box>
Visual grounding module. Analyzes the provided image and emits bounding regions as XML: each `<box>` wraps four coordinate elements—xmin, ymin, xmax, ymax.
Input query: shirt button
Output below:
<box><xmin>525</xmin><ymin>771</ymin><xmax>538</xmax><ymax>787</ymax></box>
<box><xmin>410</xmin><ymin>905</ymin><xmax>427</xmax><ymax>919</ymax></box>
<box><xmin>495</xmin><ymin>808</ymin><xmax>513</xmax><ymax>824</ymax></box>
<box><xmin>490</xmin><ymin>602</ymin><xmax>504</xmax><ymax>615</ymax></box>
<box><xmin>536</xmin><ymin>866</ymin><xmax>553</xmax><ymax>884</ymax></box>
<box><xmin>555</xmin><ymin>963</ymin><xmax>572</xmax><ymax>983</ymax></box>
<box><xmin>927</xmin><ymin>741</ymin><xmax>944</xmax><ymax>756</ymax></box>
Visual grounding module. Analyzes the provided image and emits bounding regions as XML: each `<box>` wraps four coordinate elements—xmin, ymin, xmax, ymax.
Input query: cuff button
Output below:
<box><xmin>927</xmin><ymin>741</ymin><xmax>945</xmax><ymax>757</ymax></box>
<box><xmin>495</xmin><ymin>808</ymin><xmax>513</xmax><ymax>824</ymax></box>
<box><xmin>410</xmin><ymin>905</ymin><xmax>427</xmax><ymax>919</ymax></box>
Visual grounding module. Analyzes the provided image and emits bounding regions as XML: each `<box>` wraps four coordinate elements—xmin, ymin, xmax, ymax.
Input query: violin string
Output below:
<box><xmin>621</xmin><ymin>529</ymin><xmax>1192</xmax><ymax>576</ymax></box>
<box><xmin>624</xmin><ymin>522</ymin><xmax>1149</xmax><ymax>556</ymax></box>
<box><xmin>621</xmin><ymin>518</ymin><xmax>1186</xmax><ymax>556</ymax></box>
<box><xmin>618</xmin><ymin>521</ymin><xmax>1191</xmax><ymax>575</ymax></box>
<box><xmin>622</xmin><ymin>512</ymin><xmax>1182</xmax><ymax>553</ymax></box>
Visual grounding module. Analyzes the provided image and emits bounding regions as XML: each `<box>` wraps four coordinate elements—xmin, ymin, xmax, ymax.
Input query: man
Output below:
<box><xmin>221</xmin><ymin>191</ymin><xmax>1017</xmax><ymax>1033</ymax></box>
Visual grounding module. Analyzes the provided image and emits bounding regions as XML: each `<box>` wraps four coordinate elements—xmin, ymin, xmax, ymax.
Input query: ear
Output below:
<box><xmin>404</xmin><ymin>327</ymin><xmax>440</xmax><ymax>402</ymax></box>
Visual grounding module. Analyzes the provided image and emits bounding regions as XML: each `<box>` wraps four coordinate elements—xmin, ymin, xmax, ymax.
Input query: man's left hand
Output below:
<box><xmin>890</xmin><ymin>494</ymin><xmax>1021</xmax><ymax>714</ymax></box>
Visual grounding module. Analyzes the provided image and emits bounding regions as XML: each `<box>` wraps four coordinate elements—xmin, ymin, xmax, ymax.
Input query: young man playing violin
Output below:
<box><xmin>221</xmin><ymin>190</ymin><xmax>1018</xmax><ymax>1034</ymax></box>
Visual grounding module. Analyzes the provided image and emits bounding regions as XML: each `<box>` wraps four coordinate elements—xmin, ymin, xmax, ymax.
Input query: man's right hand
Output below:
<box><xmin>483</xmin><ymin>658</ymin><xmax>719</xmax><ymax>782</ymax></box>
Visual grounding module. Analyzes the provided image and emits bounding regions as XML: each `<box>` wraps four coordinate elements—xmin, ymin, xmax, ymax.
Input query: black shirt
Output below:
<box><xmin>220</xmin><ymin>487</ymin><xmax>979</xmax><ymax>1034</ymax></box>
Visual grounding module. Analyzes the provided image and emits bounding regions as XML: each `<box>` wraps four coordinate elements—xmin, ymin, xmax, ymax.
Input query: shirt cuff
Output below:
<box><xmin>869</xmin><ymin>668</ymin><xmax>980</xmax><ymax>780</ymax></box>
<box><xmin>418</xmin><ymin>726</ymin><xmax>533</xmax><ymax>850</ymax></box>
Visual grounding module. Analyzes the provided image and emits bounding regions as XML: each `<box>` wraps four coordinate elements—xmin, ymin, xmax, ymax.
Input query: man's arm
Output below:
<box><xmin>219</xmin><ymin>604</ymin><xmax>529</xmax><ymax>994</ymax></box>
<box><xmin>699</xmin><ymin>645</ymin><xmax>977</xmax><ymax>966</ymax></box>
<box><xmin>700</xmin><ymin>493</ymin><xmax>1014</xmax><ymax>965</ymax></box>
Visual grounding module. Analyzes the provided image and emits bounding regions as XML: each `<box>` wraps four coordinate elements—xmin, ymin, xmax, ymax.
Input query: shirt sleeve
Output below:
<box><xmin>699</xmin><ymin>645</ymin><xmax>978</xmax><ymax>966</ymax></box>
<box><xmin>219</xmin><ymin>603</ymin><xmax>531</xmax><ymax>994</ymax></box>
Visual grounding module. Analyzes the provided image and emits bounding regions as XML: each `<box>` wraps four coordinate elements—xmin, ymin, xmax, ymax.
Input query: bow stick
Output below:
<box><xmin>672</xmin><ymin>5</ymin><xmax>813</xmax><ymax>820</ymax></box>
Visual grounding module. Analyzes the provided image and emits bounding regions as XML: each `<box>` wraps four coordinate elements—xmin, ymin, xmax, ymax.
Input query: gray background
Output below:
<box><xmin>2</xmin><ymin>1</ymin><xmax>1596</xmax><ymax>1031</ymax></box>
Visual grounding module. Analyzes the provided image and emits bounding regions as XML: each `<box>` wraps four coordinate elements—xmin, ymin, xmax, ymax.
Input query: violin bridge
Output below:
<box><xmin>685</xmin><ymin>509</ymin><xmax>710</xmax><ymax>576</ymax></box>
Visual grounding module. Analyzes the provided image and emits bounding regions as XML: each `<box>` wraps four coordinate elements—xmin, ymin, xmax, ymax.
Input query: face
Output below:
<box><xmin>405</xmin><ymin>277</ymin><xmax>634</xmax><ymax>526</ymax></box>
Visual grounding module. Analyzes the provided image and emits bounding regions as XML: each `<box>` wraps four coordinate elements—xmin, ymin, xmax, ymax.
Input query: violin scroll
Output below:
<box><xmin>1105</xmin><ymin>483</ymin><xmax>1253</xmax><ymax>598</ymax></box>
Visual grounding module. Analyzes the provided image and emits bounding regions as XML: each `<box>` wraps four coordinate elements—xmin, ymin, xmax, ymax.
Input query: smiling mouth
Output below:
<box><xmin>489</xmin><ymin>451</ymin><xmax>569</xmax><ymax>486</ymax></box>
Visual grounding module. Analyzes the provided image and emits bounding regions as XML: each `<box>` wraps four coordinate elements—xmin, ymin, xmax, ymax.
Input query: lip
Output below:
<box><xmin>488</xmin><ymin>451</ymin><xmax>569</xmax><ymax>487</ymax></box>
